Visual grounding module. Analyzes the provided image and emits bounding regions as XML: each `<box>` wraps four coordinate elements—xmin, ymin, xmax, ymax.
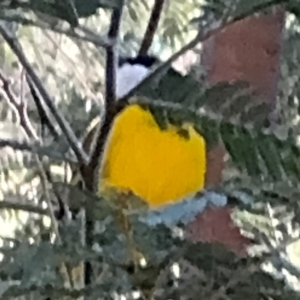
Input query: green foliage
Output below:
<box><xmin>133</xmin><ymin>68</ymin><xmax>292</xmax><ymax>182</ymax></box>
<box><xmin>0</xmin><ymin>0</ymin><xmax>123</xmax><ymax>25</ymax></box>
<box><xmin>0</xmin><ymin>185</ymin><xmax>299</xmax><ymax>299</ymax></box>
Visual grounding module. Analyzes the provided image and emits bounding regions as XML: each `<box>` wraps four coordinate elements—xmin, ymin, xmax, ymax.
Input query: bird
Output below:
<box><xmin>96</xmin><ymin>54</ymin><xmax>207</xmax><ymax>209</ymax></box>
<box><xmin>53</xmin><ymin>55</ymin><xmax>207</xmax><ymax>290</ymax></box>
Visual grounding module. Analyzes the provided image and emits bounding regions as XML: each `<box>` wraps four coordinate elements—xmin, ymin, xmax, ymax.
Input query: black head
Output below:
<box><xmin>118</xmin><ymin>55</ymin><xmax>159</xmax><ymax>68</ymax></box>
<box><xmin>116</xmin><ymin>55</ymin><xmax>160</xmax><ymax>98</ymax></box>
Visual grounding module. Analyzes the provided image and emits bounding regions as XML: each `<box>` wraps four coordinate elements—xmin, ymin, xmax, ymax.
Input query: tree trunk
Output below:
<box><xmin>187</xmin><ymin>7</ymin><xmax>285</xmax><ymax>256</ymax></box>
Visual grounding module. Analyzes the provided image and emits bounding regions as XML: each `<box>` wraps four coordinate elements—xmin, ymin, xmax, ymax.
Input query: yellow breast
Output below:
<box><xmin>98</xmin><ymin>104</ymin><xmax>206</xmax><ymax>208</ymax></box>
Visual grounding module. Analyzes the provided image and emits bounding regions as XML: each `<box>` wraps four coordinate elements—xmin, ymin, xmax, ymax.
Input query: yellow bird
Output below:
<box><xmin>66</xmin><ymin>56</ymin><xmax>207</xmax><ymax>287</ymax></box>
<box><xmin>97</xmin><ymin>55</ymin><xmax>206</xmax><ymax>209</ymax></box>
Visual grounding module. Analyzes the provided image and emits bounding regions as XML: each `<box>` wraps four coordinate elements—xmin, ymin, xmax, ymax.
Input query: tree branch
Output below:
<box><xmin>0</xmin><ymin>139</ymin><xmax>75</xmax><ymax>163</ymax></box>
<box><xmin>81</xmin><ymin>3</ymin><xmax>124</xmax><ymax>286</ymax></box>
<box><xmin>0</xmin><ymin>14</ymin><xmax>112</xmax><ymax>48</ymax></box>
<box><xmin>0</xmin><ymin>69</ymin><xmax>38</xmax><ymax>140</ymax></box>
<box><xmin>82</xmin><ymin>6</ymin><xmax>124</xmax><ymax>191</ymax></box>
<box><xmin>0</xmin><ymin>200</ymin><xmax>48</xmax><ymax>215</ymax></box>
<box><xmin>116</xmin><ymin>2</ymin><xmax>285</xmax><ymax>111</ymax></box>
<box><xmin>0</xmin><ymin>67</ymin><xmax>62</xmax><ymax>240</ymax></box>
<box><xmin>26</xmin><ymin>74</ymin><xmax>60</xmax><ymax>140</ymax></box>
<box><xmin>139</xmin><ymin>0</ymin><xmax>165</xmax><ymax>55</ymax></box>
<box><xmin>0</xmin><ymin>25</ymin><xmax>89</xmax><ymax>165</ymax></box>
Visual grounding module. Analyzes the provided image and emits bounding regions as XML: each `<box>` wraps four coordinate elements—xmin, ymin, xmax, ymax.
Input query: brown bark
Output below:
<box><xmin>139</xmin><ymin>0</ymin><xmax>166</xmax><ymax>55</ymax></box>
<box><xmin>188</xmin><ymin>7</ymin><xmax>286</xmax><ymax>256</ymax></box>
<box><xmin>202</xmin><ymin>7</ymin><xmax>285</xmax><ymax>105</ymax></box>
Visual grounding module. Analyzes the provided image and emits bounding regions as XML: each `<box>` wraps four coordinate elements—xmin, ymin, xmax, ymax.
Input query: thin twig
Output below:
<box><xmin>0</xmin><ymin>139</ymin><xmax>75</xmax><ymax>163</ymax></box>
<box><xmin>26</xmin><ymin>74</ymin><xmax>61</xmax><ymax>140</ymax></box>
<box><xmin>0</xmin><ymin>67</ymin><xmax>61</xmax><ymax>237</ymax></box>
<box><xmin>82</xmin><ymin>4</ymin><xmax>124</xmax><ymax>287</ymax></box>
<box><xmin>38</xmin><ymin>163</ymin><xmax>61</xmax><ymax>239</ymax></box>
<box><xmin>2</xmin><ymin>70</ymin><xmax>66</xmax><ymax>237</ymax></box>
<box><xmin>0</xmin><ymin>200</ymin><xmax>48</xmax><ymax>215</ymax></box>
<box><xmin>0</xmin><ymin>69</ymin><xmax>70</xmax><ymax>164</ymax></box>
<box><xmin>0</xmin><ymin>14</ymin><xmax>112</xmax><ymax>48</ymax></box>
<box><xmin>117</xmin><ymin>1</ymin><xmax>285</xmax><ymax>110</ymax></box>
<box><xmin>78</xmin><ymin>24</ymin><xmax>116</xmax><ymax>47</ymax></box>
<box><xmin>0</xmin><ymin>69</ymin><xmax>38</xmax><ymax>140</ymax></box>
<box><xmin>83</xmin><ymin>6</ymin><xmax>124</xmax><ymax>191</ymax></box>
<box><xmin>139</xmin><ymin>0</ymin><xmax>165</xmax><ymax>55</ymax></box>
<box><xmin>0</xmin><ymin>25</ymin><xmax>89</xmax><ymax>165</ymax></box>
<box><xmin>42</xmin><ymin>30</ymin><xmax>96</xmax><ymax>100</ymax></box>
<box><xmin>0</xmin><ymin>65</ymin><xmax>74</xmax><ymax>284</ymax></box>
<box><xmin>105</xmin><ymin>9</ymin><xmax>122</xmax><ymax>106</ymax></box>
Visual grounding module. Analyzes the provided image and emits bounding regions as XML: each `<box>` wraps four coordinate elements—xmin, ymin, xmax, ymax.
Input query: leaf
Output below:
<box><xmin>287</xmin><ymin>0</ymin><xmax>300</xmax><ymax>20</ymax></box>
<box><xmin>0</xmin><ymin>242</ymin><xmax>61</xmax><ymax>286</ymax></box>
<box><xmin>2</xmin><ymin>0</ymin><xmax>123</xmax><ymax>24</ymax></box>
<box><xmin>0</xmin><ymin>281</ymin><xmax>20</xmax><ymax>297</ymax></box>
<box><xmin>131</xmin><ymin>63</ymin><xmax>300</xmax><ymax>191</ymax></box>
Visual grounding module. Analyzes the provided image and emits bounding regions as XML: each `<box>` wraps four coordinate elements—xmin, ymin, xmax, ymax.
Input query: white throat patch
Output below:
<box><xmin>116</xmin><ymin>63</ymin><xmax>150</xmax><ymax>99</ymax></box>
